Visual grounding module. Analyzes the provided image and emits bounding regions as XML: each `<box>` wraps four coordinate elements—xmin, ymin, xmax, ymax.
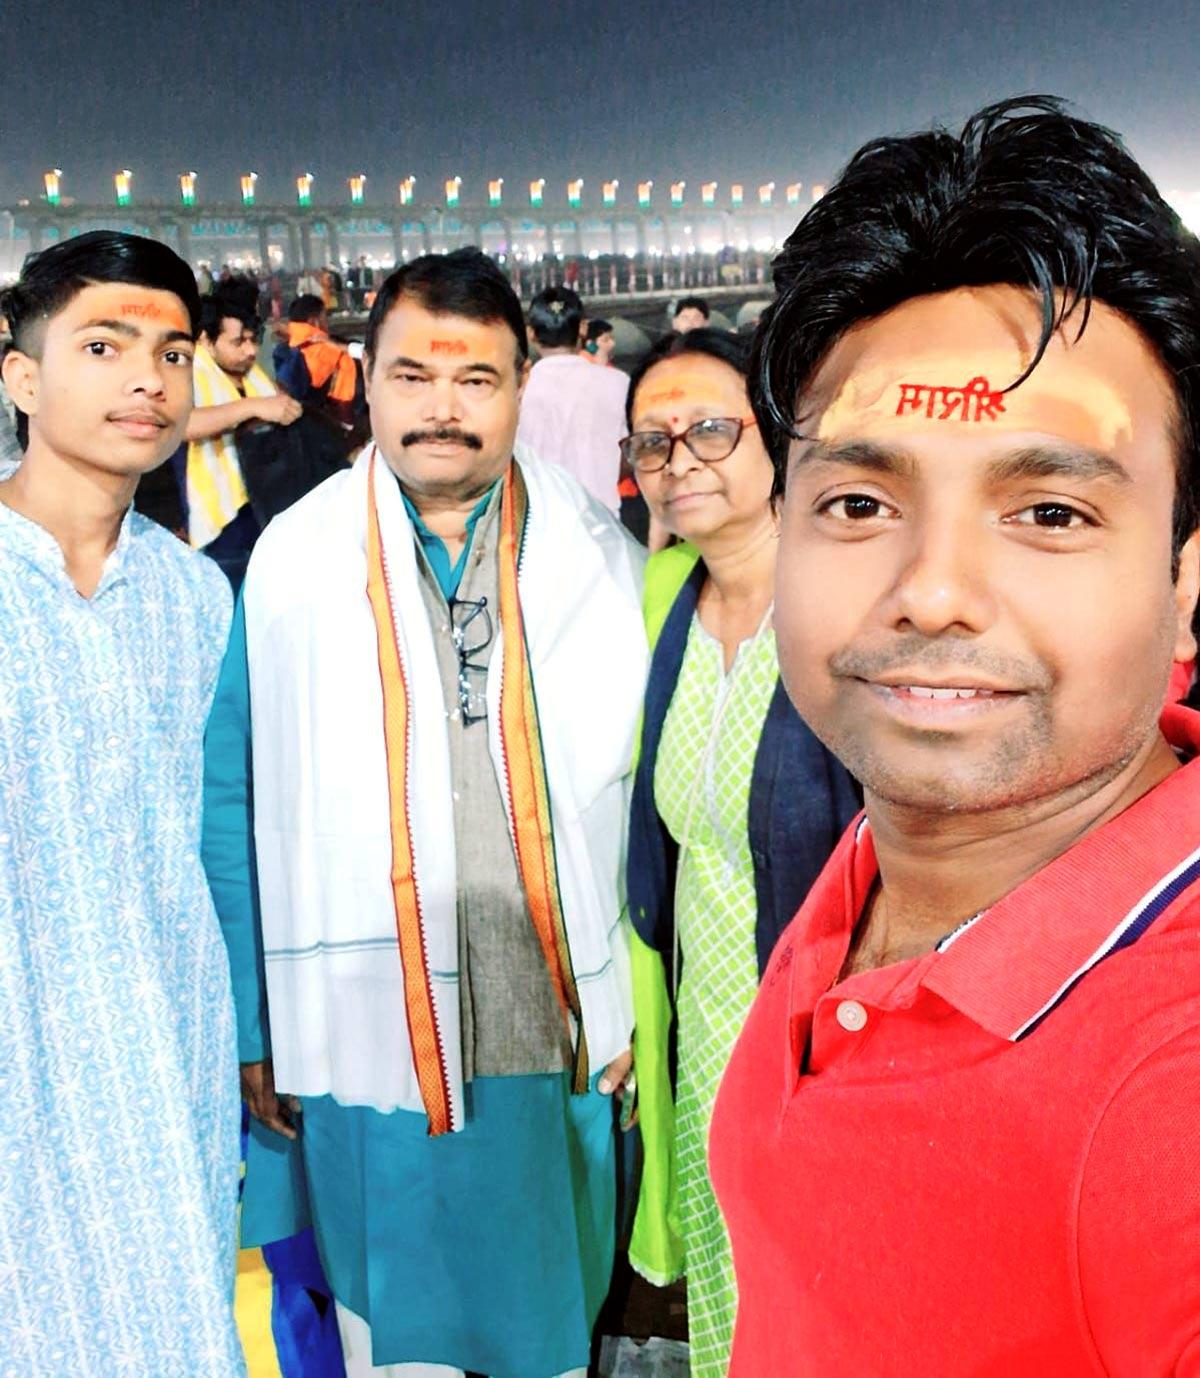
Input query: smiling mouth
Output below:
<box><xmin>883</xmin><ymin>685</ymin><xmax>1010</xmax><ymax>700</ymax></box>
<box><xmin>858</xmin><ymin>680</ymin><xmax>1024</xmax><ymax>718</ymax></box>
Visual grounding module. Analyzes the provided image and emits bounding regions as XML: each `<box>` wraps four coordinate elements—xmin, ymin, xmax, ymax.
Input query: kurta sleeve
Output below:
<box><xmin>202</xmin><ymin>592</ymin><xmax>271</xmax><ymax>1064</ymax></box>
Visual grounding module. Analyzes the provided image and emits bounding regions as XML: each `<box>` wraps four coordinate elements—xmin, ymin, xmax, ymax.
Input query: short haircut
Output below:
<box><xmin>365</xmin><ymin>248</ymin><xmax>528</xmax><ymax>367</ymax></box>
<box><xmin>752</xmin><ymin>95</ymin><xmax>1200</xmax><ymax>555</ymax></box>
<box><xmin>674</xmin><ymin>296</ymin><xmax>710</xmax><ymax>321</ymax></box>
<box><xmin>585</xmin><ymin>318</ymin><xmax>613</xmax><ymax>343</ymax></box>
<box><xmin>0</xmin><ymin>230</ymin><xmax>201</xmax><ymax>356</ymax></box>
<box><xmin>528</xmin><ymin>286</ymin><xmax>584</xmax><ymax>349</ymax></box>
<box><xmin>287</xmin><ymin>293</ymin><xmax>326</xmax><ymax>324</ymax></box>
<box><xmin>625</xmin><ymin>327</ymin><xmax>750</xmax><ymax>428</ymax></box>
<box><xmin>199</xmin><ymin>277</ymin><xmax>261</xmax><ymax>343</ymax></box>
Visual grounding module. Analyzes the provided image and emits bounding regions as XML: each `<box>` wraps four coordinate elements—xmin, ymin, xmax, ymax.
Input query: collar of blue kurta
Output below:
<box><xmin>398</xmin><ymin>475</ymin><xmax>501</xmax><ymax>601</ymax></box>
<box><xmin>0</xmin><ymin>459</ymin><xmax>137</xmax><ymax>596</ymax></box>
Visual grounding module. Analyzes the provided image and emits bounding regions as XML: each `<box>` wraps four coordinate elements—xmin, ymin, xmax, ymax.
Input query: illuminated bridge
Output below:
<box><xmin>0</xmin><ymin>186</ymin><xmax>819</xmax><ymax>278</ymax></box>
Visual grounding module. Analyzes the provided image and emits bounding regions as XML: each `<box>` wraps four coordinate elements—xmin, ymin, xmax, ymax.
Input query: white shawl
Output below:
<box><xmin>242</xmin><ymin>444</ymin><xmax>648</xmax><ymax>1121</ymax></box>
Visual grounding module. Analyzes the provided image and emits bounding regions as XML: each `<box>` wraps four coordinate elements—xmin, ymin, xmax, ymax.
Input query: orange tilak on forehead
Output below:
<box><xmin>635</xmin><ymin>362</ymin><xmax>745</xmax><ymax>425</ymax></box>
<box><xmin>388</xmin><ymin>317</ymin><xmax>510</xmax><ymax>367</ymax></box>
<box><xmin>78</xmin><ymin>285</ymin><xmax>191</xmax><ymax>334</ymax></box>
<box><xmin>815</xmin><ymin>355</ymin><xmax>1138</xmax><ymax>454</ymax></box>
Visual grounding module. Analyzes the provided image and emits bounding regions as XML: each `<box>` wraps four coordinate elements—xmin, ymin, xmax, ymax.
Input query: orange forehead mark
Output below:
<box><xmin>642</xmin><ymin>386</ymin><xmax>687</xmax><ymax>404</ymax></box>
<box><xmin>429</xmin><ymin>338</ymin><xmax>470</xmax><ymax>355</ymax></box>
<box><xmin>120</xmin><ymin>302</ymin><xmax>174</xmax><ymax>320</ymax></box>
<box><xmin>895</xmin><ymin>377</ymin><xmax>1006</xmax><ymax>423</ymax></box>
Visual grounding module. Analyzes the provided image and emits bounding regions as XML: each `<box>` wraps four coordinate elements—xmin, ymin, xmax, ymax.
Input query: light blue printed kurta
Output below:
<box><xmin>0</xmin><ymin>474</ymin><xmax>245</xmax><ymax>1377</ymax></box>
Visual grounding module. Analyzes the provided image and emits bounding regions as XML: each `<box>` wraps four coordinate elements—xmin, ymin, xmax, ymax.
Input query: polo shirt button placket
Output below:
<box><xmin>835</xmin><ymin>999</ymin><xmax>869</xmax><ymax>1033</ymax></box>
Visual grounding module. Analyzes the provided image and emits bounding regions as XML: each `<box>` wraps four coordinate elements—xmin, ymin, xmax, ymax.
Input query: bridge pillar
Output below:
<box><xmin>287</xmin><ymin>220</ymin><xmax>301</xmax><ymax>270</ymax></box>
<box><xmin>300</xmin><ymin>222</ymin><xmax>313</xmax><ymax>271</ymax></box>
<box><xmin>327</xmin><ymin>221</ymin><xmax>342</xmax><ymax>266</ymax></box>
<box><xmin>257</xmin><ymin>221</ymin><xmax>271</xmax><ymax>272</ymax></box>
<box><xmin>391</xmin><ymin>215</ymin><xmax>405</xmax><ymax>266</ymax></box>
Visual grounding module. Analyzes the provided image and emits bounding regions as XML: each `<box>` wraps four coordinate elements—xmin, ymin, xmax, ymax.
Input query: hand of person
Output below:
<box><xmin>598</xmin><ymin>1047</ymin><xmax>638</xmax><ymax>1130</ymax></box>
<box><xmin>240</xmin><ymin>1059</ymin><xmax>300</xmax><ymax>1140</ymax></box>
<box><xmin>254</xmin><ymin>393</ymin><xmax>303</xmax><ymax>426</ymax></box>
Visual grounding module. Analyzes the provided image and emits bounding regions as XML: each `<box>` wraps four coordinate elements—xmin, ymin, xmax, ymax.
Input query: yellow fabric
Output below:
<box><xmin>628</xmin><ymin>541</ymin><xmax>701</xmax><ymax>1286</ymax></box>
<box><xmin>234</xmin><ymin>1247</ymin><xmax>284</xmax><ymax>1378</ymax></box>
<box><xmin>187</xmin><ymin>343</ymin><xmax>275</xmax><ymax>548</ymax></box>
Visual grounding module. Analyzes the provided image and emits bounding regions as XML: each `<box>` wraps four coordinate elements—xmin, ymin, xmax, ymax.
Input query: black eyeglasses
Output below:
<box><xmin>447</xmin><ymin>595</ymin><xmax>493</xmax><ymax>726</ymax></box>
<box><xmin>618</xmin><ymin>416</ymin><xmax>758</xmax><ymax>474</ymax></box>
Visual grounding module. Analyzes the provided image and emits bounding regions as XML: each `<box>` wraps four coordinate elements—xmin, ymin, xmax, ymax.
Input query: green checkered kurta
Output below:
<box><xmin>654</xmin><ymin>614</ymin><xmax>777</xmax><ymax>1378</ymax></box>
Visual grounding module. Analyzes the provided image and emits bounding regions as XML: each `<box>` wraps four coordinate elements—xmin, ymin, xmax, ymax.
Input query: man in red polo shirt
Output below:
<box><xmin>710</xmin><ymin>97</ymin><xmax>1200</xmax><ymax>1377</ymax></box>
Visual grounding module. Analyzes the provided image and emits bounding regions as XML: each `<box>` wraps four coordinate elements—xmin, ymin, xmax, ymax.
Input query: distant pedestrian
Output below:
<box><xmin>517</xmin><ymin>285</ymin><xmax>628</xmax><ymax>510</ymax></box>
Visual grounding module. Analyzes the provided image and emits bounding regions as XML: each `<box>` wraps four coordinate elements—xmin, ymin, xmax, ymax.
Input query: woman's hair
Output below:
<box><xmin>625</xmin><ymin>327</ymin><xmax>750</xmax><ymax>428</ymax></box>
<box><xmin>751</xmin><ymin>95</ymin><xmax>1200</xmax><ymax>554</ymax></box>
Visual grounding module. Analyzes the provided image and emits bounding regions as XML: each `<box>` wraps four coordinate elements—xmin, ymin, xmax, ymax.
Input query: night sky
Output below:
<box><xmin>4</xmin><ymin>0</ymin><xmax>1198</xmax><ymax>206</ymax></box>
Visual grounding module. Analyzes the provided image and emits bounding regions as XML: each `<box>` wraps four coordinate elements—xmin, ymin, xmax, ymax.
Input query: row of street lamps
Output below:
<box><xmin>38</xmin><ymin>169</ymin><xmax>827</xmax><ymax>212</ymax></box>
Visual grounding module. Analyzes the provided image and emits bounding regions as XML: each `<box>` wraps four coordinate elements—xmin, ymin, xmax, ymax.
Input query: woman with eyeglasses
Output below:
<box><xmin>623</xmin><ymin>329</ymin><xmax>859</xmax><ymax>1377</ymax></box>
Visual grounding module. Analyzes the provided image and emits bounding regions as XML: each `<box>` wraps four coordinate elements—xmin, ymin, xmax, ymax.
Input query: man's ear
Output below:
<box><xmin>1173</xmin><ymin>527</ymin><xmax>1200</xmax><ymax>664</ymax></box>
<box><xmin>2</xmin><ymin>347</ymin><xmax>39</xmax><ymax>419</ymax></box>
<box><xmin>515</xmin><ymin>356</ymin><xmax>531</xmax><ymax>401</ymax></box>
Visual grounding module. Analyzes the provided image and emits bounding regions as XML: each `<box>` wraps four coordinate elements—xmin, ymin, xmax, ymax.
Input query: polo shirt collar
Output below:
<box><xmin>833</xmin><ymin>705</ymin><xmax>1200</xmax><ymax>1041</ymax></box>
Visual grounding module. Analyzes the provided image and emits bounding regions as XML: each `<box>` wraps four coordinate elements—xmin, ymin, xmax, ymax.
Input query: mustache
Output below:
<box><xmin>400</xmin><ymin>427</ymin><xmax>483</xmax><ymax>451</ymax></box>
<box><xmin>829</xmin><ymin>636</ymin><xmax>1051</xmax><ymax>690</ymax></box>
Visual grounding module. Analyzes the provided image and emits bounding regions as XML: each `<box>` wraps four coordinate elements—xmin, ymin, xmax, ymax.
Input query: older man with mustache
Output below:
<box><xmin>204</xmin><ymin>248</ymin><xmax>648</xmax><ymax>1377</ymax></box>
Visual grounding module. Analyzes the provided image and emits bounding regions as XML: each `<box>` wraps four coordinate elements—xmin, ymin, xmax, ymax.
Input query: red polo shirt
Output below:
<box><xmin>710</xmin><ymin>705</ymin><xmax>1200</xmax><ymax>1378</ymax></box>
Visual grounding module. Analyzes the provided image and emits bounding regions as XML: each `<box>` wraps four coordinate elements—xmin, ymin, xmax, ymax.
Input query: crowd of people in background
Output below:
<box><xmin>4</xmin><ymin>94</ymin><xmax>1200</xmax><ymax>1378</ymax></box>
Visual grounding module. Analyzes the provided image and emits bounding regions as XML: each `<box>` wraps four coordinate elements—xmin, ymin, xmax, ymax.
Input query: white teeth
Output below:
<box><xmin>905</xmin><ymin>686</ymin><xmax>992</xmax><ymax>700</ymax></box>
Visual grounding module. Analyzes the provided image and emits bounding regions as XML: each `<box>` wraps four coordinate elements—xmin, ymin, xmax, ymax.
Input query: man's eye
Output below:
<box><xmin>163</xmin><ymin>350</ymin><xmax>193</xmax><ymax>367</ymax></box>
<box><xmin>462</xmin><ymin>377</ymin><xmax>493</xmax><ymax>389</ymax></box>
<box><xmin>1012</xmin><ymin>503</ymin><xmax>1089</xmax><ymax>529</ymax></box>
<box><xmin>821</xmin><ymin>494</ymin><xmax>889</xmax><ymax>520</ymax></box>
<box><xmin>85</xmin><ymin>341</ymin><xmax>116</xmax><ymax>358</ymax></box>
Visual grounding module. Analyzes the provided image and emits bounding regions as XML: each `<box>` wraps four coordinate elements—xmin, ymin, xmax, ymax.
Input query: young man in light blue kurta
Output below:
<box><xmin>204</xmin><ymin>250</ymin><xmax>647</xmax><ymax>1377</ymax></box>
<box><xmin>0</xmin><ymin>233</ymin><xmax>244</xmax><ymax>1375</ymax></box>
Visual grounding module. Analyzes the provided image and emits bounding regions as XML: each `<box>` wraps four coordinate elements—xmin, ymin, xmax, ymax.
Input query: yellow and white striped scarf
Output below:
<box><xmin>187</xmin><ymin>343</ymin><xmax>276</xmax><ymax>548</ymax></box>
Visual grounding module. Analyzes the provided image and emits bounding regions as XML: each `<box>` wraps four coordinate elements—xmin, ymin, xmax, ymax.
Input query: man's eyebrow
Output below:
<box><xmin>74</xmin><ymin>317</ymin><xmax>140</xmax><ymax>338</ymax></box>
<box><xmin>790</xmin><ymin>438</ymin><xmax>920</xmax><ymax>479</ymax></box>
<box><xmin>384</xmin><ymin>354</ymin><xmax>502</xmax><ymax>378</ymax></box>
<box><xmin>984</xmin><ymin>445</ymin><xmax>1132</xmax><ymax>486</ymax></box>
<box><xmin>74</xmin><ymin>317</ymin><xmax>194</xmax><ymax>347</ymax></box>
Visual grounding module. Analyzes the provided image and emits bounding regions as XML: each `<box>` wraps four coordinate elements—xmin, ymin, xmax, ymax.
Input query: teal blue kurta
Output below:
<box><xmin>203</xmin><ymin>572</ymin><xmax>616</xmax><ymax>1376</ymax></box>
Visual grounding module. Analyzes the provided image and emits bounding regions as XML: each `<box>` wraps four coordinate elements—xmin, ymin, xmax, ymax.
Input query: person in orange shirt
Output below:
<box><xmin>275</xmin><ymin>294</ymin><xmax>363</xmax><ymax>435</ymax></box>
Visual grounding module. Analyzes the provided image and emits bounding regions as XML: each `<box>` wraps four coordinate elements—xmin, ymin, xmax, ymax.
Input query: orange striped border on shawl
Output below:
<box><xmin>496</xmin><ymin>463</ymin><xmax>590</xmax><ymax>1093</ymax></box>
<box><xmin>364</xmin><ymin>450</ymin><xmax>454</xmax><ymax>1135</ymax></box>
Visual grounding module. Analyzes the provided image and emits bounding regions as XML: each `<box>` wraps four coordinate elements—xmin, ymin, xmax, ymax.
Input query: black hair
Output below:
<box><xmin>752</xmin><ymin>94</ymin><xmax>1200</xmax><ymax>555</ymax></box>
<box><xmin>0</xmin><ymin>230</ymin><xmax>201</xmax><ymax>356</ymax></box>
<box><xmin>528</xmin><ymin>285</ymin><xmax>584</xmax><ymax>349</ymax></box>
<box><xmin>287</xmin><ymin>293</ymin><xmax>326</xmax><ymax>324</ymax></box>
<box><xmin>365</xmin><ymin>248</ymin><xmax>528</xmax><ymax>366</ymax></box>
<box><xmin>674</xmin><ymin>296</ymin><xmax>710</xmax><ymax>321</ymax></box>
<box><xmin>584</xmin><ymin>318</ymin><xmax>613</xmax><ymax>343</ymax></box>
<box><xmin>199</xmin><ymin>276</ymin><xmax>261</xmax><ymax>343</ymax></box>
<box><xmin>625</xmin><ymin>327</ymin><xmax>750</xmax><ymax>428</ymax></box>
